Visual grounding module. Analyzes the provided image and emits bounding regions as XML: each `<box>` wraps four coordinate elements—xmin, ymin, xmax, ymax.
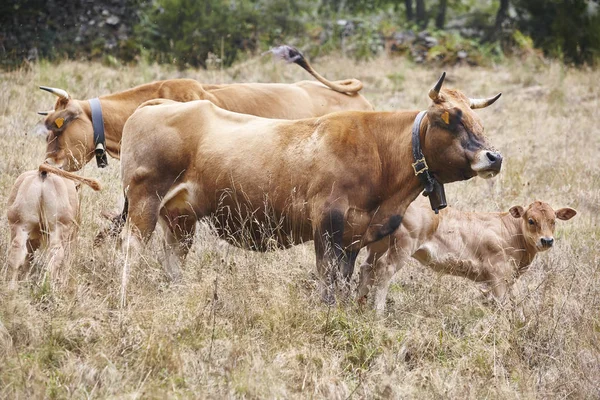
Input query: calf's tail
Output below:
<box><xmin>38</xmin><ymin>163</ymin><xmax>102</xmax><ymax>191</ymax></box>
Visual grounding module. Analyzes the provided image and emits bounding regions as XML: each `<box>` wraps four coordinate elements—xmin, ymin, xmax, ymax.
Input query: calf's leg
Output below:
<box><xmin>46</xmin><ymin>225</ymin><xmax>67</xmax><ymax>285</ymax></box>
<box><xmin>7</xmin><ymin>226</ymin><xmax>30</xmax><ymax>286</ymax></box>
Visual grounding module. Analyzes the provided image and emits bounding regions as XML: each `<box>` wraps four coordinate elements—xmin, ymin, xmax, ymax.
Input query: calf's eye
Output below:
<box><xmin>528</xmin><ymin>218</ymin><xmax>535</xmax><ymax>226</ymax></box>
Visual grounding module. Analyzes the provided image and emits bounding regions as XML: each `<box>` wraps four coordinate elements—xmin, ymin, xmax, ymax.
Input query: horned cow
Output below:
<box><xmin>39</xmin><ymin>46</ymin><xmax>372</xmax><ymax>172</ymax></box>
<box><xmin>119</xmin><ymin>73</ymin><xmax>503</xmax><ymax>303</ymax></box>
<box><xmin>6</xmin><ymin>164</ymin><xmax>101</xmax><ymax>286</ymax></box>
<box><xmin>357</xmin><ymin>196</ymin><xmax>577</xmax><ymax>313</ymax></box>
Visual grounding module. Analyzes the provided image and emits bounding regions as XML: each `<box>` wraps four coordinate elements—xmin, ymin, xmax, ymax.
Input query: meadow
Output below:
<box><xmin>0</xmin><ymin>54</ymin><xmax>599</xmax><ymax>398</ymax></box>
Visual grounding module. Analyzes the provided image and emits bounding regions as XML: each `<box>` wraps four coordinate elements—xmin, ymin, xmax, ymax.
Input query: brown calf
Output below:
<box><xmin>6</xmin><ymin>165</ymin><xmax>101</xmax><ymax>285</ymax></box>
<box><xmin>357</xmin><ymin>196</ymin><xmax>577</xmax><ymax>313</ymax></box>
<box><xmin>119</xmin><ymin>73</ymin><xmax>503</xmax><ymax>303</ymax></box>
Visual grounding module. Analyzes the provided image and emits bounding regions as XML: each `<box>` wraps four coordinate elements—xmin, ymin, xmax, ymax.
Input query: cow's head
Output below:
<box><xmin>510</xmin><ymin>201</ymin><xmax>577</xmax><ymax>251</ymax></box>
<box><xmin>422</xmin><ymin>73</ymin><xmax>503</xmax><ymax>184</ymax></box>
<box><xmin>39</xmin><ymin>86</ymin><xmax>95</xmax><ymax>171</ymax></box>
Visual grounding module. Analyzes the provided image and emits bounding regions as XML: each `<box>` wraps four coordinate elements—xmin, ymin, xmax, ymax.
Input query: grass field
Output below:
<box><xmin>1</xmin><ymin>54</ymin><xmax>599</xmax><ymax>399</ymax></box>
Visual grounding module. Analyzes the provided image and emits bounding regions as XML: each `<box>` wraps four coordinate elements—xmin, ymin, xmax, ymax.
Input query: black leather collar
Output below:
<box><xmin>411</xmin><ymin>111</ymin><xmax>447</xmax><ymax>214</ymax></box>
<box><xmin>89</xmin><ymin>98</ymin><xmax>108</xmax><ymax>168</ymax></box>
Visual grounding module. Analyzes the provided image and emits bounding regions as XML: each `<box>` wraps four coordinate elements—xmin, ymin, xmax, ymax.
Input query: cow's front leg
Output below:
<box><xmin>356</xmin><ymin>245</ymin><xmax>385</xmax><ymax>305</ymax></box>
<box><xmin>313</xmin><ymin>208</ymin><xmax>346</xmax><ymax>304</ymax></box>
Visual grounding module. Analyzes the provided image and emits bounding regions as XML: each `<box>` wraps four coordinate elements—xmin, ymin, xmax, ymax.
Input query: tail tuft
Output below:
<box><xmin>266</xmin><ymin>45</ymin><xmax>306</xmax><ymax>66</ymax></box>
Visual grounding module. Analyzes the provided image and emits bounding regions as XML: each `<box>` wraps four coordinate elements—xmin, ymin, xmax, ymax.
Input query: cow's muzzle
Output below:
<box><xmin>540</xmin><ymin>237</ymin><xmax>554</xmax><ymax>249</ymax></box>
<box><xmin>472</xmin><ymin>150</ymin><xmax>503</xmax><ymax>179</ymax></box>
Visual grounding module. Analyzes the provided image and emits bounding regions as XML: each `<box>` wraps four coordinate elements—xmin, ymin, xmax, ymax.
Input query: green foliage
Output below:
<box><xmin>513</xmin><ymin>0</ymin><xmax>600</xmax><ymax>65</ymax></box>
<box><xmin>136</xmin><ymin>0</ymin><xmax>307</xmax><ymax>69</ymax></box>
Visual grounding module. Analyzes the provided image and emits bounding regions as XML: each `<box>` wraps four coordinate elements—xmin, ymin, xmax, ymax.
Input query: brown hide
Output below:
<box><xmin>42</xmin><ymin>76</ymin><xmax>372</xmax><ymax>171</ymax></box>
<box><xmin>119</xmin><ymin>75</ymin><xmax>503</xmax><ymax>301</ymax></box>
<box><xmin>357</xmin><ymin>197</ymin><xmax>577</xmax><ymax>313</ymax></box>
<box><xmin>6</xmin><ymin>169</ymin><xmax>99</xmax><ymax>285</ymax></box>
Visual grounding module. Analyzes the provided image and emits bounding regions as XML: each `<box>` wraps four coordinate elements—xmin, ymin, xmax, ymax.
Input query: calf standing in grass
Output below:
<box><xmin>357</xmin><ymin>196</ymin><xmax>577</xmax><ymax>313</ymax></box>
<box><xmin>6</xmin><ymin>164</ymin><xmax>101</xmax><ymax>286</ymax></box>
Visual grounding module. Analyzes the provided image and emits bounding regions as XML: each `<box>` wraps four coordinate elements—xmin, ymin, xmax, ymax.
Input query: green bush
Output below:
<box><xmin>136</xmin><ymin>0</ymin><xmax>308</xmax><ymax>69</ymax></box>
<box><xmin>513</xmin><ymin>0</ymin><xmax>600</xmax><ymax>65</ymax></box>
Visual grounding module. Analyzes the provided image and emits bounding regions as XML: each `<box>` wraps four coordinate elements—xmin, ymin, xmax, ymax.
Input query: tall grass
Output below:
<box><xmin>0</xmin><ymin>55</ymin><xmax>599</xmax><ymax>398</ymax></box>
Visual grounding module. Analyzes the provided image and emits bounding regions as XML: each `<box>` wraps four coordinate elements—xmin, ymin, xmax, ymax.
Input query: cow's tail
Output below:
<box><xmin>94</xmin><ymin>197</ymin><xmax>128</xmax><ymax>247</ymax></box>
<box><xmin>39</xmin><ymin>163</ymin><xmax>102</xmax><ymax>191</ymax></box>
<box><xmin>267</xmin><ymin>45</ymin><xmax>363</xmax><ymax>94</ymax></box>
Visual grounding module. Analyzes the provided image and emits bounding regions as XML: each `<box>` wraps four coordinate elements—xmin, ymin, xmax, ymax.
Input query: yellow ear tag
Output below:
<box><xmin>441</xmin><ymin>111</ymin><xmax>450</xmax><ymax>125</ymax></box>
<box><xmin>55</xmin><ymin>117</ymin><xmax>64</xmax><ymax>128</ymax></box>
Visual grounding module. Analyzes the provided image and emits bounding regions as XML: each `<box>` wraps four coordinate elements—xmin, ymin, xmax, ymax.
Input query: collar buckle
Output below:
<box><xmin>412</xmin><ymin>157</ymin><xmax>429</xmax><ymax>176</ymax></box>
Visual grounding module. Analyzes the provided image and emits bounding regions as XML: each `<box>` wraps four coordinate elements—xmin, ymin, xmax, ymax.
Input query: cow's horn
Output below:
<box><xmin>39</xmin><ymin>86</ymin><xmax>70</xmax><ymax>100</ymax></box>
<box><xmin>428</xmin><ymin>72</ymin><xmax>446</xmax><ymax>101</ymax></box>
<box><xmin>37</xmin><ymin>110</ymin><xmax>54</xmax><ymax>116</ymax></box>
<box><xmin>469</xmin><ymin>93</ymin><xmax>502</xmax><ymax>109</ymax></box>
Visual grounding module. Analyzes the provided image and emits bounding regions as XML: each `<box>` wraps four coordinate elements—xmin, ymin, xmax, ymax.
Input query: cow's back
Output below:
<box><xmin>7</xmin><ymin>171</ymin><xmax>78</xmax><ymax>235</ymax></box>
<box><xmin>207</xmin><ymin>81</ymin><xmax>372</xmax><ymax>119</ymax></box>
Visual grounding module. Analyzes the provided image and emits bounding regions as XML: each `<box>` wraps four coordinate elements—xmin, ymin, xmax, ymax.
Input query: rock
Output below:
<box><xmin>106</xmin><ymin>15</ymin><xmax>120</xmax><ymax>26</ymax></box>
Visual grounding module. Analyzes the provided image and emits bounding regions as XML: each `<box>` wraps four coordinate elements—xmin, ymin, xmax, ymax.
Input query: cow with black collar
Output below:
<box><xmin>119</xmin><ymin>73</ymin><xmax>503</xmax><ymax>303</ymax></box>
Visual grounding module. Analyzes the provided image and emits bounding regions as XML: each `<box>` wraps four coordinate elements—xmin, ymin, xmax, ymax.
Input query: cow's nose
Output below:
<box><xmin>541</xmin><ymin>237</ymin><xmax>554</xmax><ymax>248</ymax></box>
<box><xmin>486</xmin><ymin>151</ymin><xmax>503</xmax><ymax>170</ymax></box>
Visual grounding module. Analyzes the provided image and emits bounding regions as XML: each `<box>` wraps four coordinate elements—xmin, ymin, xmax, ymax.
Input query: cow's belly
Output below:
<box><xmin>206</xmin><ymin>195</ymin><xmax>314</xmax><ymax>252</ymax></box>
<box><xmin>413</xmin><ymin>242</ymin><xmax>487</xmax><ymax>281</ymax></box>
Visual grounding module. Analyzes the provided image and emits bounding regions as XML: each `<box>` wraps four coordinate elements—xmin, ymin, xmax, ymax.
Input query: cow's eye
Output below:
<box><xmin>528</xmin><ymin>218</ymin><xmax>535</xmax><ymax>226</ymax></box>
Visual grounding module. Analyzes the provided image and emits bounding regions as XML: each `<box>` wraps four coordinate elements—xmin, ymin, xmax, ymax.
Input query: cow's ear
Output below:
<box><xmin>509</xmin><ymin>206</ymin><xmax>524</xmax><ymax>218</ymax></box>
<box><xmin>556</xmin><ymin>207</ymin><xmax>577</xmax><ymax>221</ymax></box>
<box><xmin>45</xmin><ymin>108</ymin><xmax>79</xmax><ymax>133</ymax></box>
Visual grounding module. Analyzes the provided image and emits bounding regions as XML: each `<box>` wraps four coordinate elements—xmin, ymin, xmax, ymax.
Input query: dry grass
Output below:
<box><xmin>1</xmin><ymin>54</ymin><xmax>599</xmax><ymax>399</ymax></box>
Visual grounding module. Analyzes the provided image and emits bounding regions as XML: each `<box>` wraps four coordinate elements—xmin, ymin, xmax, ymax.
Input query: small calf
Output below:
<box><xmin>6</xmin><ymin>164</ymin><xmax>100</xmax><ymax>285</ymax></box>
<box><xmin>357</xmin><ymin>197</ymin><xmax>577</xmax><ymax>313</ymax></box>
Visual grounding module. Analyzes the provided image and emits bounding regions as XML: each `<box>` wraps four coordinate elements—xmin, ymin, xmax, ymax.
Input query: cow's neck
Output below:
<box><xmin>84</xmin><ymin>81</ymin><xmax>215</xmax><ymax>159</ymax></box>
<box><xmin>373</xmin><ymin>110</ymin><xmax>432</xmax><ymax>213</ymax></box>
<box><xmin>501</xmin><ymin>213</ymin><xmax>537</xmax><ymax>269</ymax></box>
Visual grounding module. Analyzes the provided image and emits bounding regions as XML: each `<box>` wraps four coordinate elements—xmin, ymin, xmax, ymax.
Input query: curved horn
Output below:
<box><xmin>37</xmin><ymin>110</ymin><xmax>54</xmax><ymax>116</ymax></box>
<box><xmin>428</xmin><ymin>71</ymin><xmax>446</xmax><ymax>101</ymax></box>
<box><xmin>469</xmin><ymin>93</ymin><xmax>502</xmax><ymax>109</ymax></box>
<box><xmin>39</xmin><ymin>86</ymin><xmax>70</xmax><ymax>100</ymax></box>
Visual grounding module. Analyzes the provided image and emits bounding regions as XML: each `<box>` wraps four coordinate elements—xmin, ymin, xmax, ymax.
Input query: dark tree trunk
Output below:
<box><xmin>436</xmin><ymin>0</ymin><xmax>448</xmax><ymax>30</ymax></box>
<box><xmin>485</xmin><ymin>0</ymin><xmax>509</xmax><ymax>41</ymax></box>
<box><xmin>494</xmin><ymin>0</ymin><xmax>509</xmax><ymax>32</ymax></box>
<box><xmin>405</xmin><ymin>0</ymin><xmax>414</xmax><ymax>21</ymax></box>
<box><xmin>416</xmin><ymin>0</ymin><xmax>426</xmax><ymax>28</ymax></box>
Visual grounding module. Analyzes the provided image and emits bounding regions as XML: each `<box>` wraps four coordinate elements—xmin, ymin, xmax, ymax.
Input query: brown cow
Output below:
<box><xmin>357</xmin><ymin>196</ymin><xmax>577</xmax><ymax>313</ymax></box>
<box><xmin>119</xmin><ymin>73</ymin><xmax>503</xmax><ymax>303</ymax></box>
<box><xmin>6</xmin><ymin>164</ymin><xmax>101</xmax><ymax>286</ymax></box>
<box><xmin>40</xmin><ymin>46</ymin><xmax>372</xmax><ymax>172</ymax></box>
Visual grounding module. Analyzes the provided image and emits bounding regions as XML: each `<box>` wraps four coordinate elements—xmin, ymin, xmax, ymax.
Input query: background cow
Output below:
<box><xmin>119</xmin><ymin>73</ymin><xmax>503</xmax><ymax>304</ymax></box>
<box><xmin>6</xmin><ymin>165</ymin><xmax>101</xmax><ymax>286</ymax></box>
<box><xmin>40</xmin><ymin>46</ymin><xmax>372</xmax><ymax>172</ymax></box>
<box><xmin>357</xmin><ymin>196</ymin><xmax>577</xmax><ymax>313</ymax></box>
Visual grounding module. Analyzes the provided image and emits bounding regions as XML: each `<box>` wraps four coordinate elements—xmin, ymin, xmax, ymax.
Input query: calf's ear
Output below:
<box><xmin>509</xmin><ymin>206</ymin><xmax>524</xmax><ymax>218</ymax></box>
<box><xmin>556</xmin><ymin>208</ymin><xmax>577</xmax><ymax>221</ymax></box>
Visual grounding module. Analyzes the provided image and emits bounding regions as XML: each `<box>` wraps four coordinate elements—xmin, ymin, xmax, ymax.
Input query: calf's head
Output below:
<box><xmin>421</xmin><ymin>73</ymin><xmax>503</xmax><ymax>183</ymax></box>
<box><xmin>39</xmin><ymin>86</ymin><xmax>94</xmax><ymax>171</ymax></box>
<box><xmin>509</xmin><ymin>201</ymin><xmax>577</xmax><ymax>251</ymax></box>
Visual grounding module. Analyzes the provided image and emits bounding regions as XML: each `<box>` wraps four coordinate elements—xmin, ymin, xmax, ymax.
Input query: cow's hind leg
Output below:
<box><xmin>120</xmin><ymin>188</ymin><xmax>162</xmax><ymax>306</ymax></box>
<box><xmin>158</xmin><ymin>183</ymin><xmax>197</xmax><ymax>281</ymax></box>
<box><xmin>313</xmin><ymin>208</ymin><xmax>347</xmax><ymax>304</ymax></box>
<box><xmin>160</xmin><ymin>213</ymin><xmax>197</xmax><ymax>282</ymax></box>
